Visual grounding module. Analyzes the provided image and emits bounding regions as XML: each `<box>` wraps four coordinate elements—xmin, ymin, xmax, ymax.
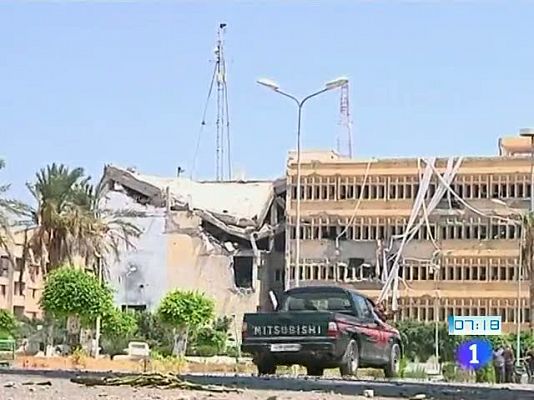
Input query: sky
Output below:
<box><xmin>2</xmin><ymin>0</ymin><xmax>534</xmax><ymax>203</ymax></box>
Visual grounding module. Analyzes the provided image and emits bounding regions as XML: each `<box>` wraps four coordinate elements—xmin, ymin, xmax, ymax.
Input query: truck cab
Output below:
<box><xmin>241</xmin><ymin>286</ymin><xmax>402</xmax><ymax>377</ymax></box>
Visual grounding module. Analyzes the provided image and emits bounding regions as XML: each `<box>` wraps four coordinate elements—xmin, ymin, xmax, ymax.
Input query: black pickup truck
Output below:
<box><xmin>241</xmin><ymin>286</ymin><xmax>402</xmax><ymax>377</ymax></box>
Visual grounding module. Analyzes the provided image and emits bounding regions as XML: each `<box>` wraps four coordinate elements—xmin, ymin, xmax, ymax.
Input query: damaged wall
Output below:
<box><xmin>166</xmin><ymin>211</ymin><xmax>269</xmax><ymax>328</ymax></box>
<box><xmin>102</xmin><ymin>191</ymin><xmax>167</xmax><ymax>310</ymax></box>
<box><xmin>100</xmin><ymin>165</ymin><xmax>286</xmax><ymax>329</ymax></box>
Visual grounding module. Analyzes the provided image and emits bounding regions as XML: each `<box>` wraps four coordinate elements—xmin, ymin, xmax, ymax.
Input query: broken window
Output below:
<box><xmin>233</xmin><ymin>256</ymin><xmax>253</xmax><ymax>289</ymax></box>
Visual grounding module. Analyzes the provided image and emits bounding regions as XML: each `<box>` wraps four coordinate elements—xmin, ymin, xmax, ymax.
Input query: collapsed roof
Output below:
<box><xmin>101</xmin><ymin>165</ymin><xmax>284</xmax><ymax>241</ymax></box>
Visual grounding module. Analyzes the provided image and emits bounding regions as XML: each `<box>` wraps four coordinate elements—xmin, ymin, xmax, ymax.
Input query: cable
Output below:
<box><xmin>190</xmin><ymin>62</ymin><xmax>218</xmax><ymax>179</ymax></box>
<box><xmin>224</xmin><ymin>80</ymin><xmax>232</xmax><ymax>180</ymax></box>
<box><xmin>418</xmin><ymin>158</ymin><xmax>440</xmax><ymax>251</ymax></box>
<box><xmin>335</xmin><ymin>159</ymin><xmax>373</xmax><ymax>243</ymax></box>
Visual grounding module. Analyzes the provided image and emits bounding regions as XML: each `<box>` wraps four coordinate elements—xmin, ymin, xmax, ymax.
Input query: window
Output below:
<box><xmin>233</xmin><ymin>256</ymin><xmax>253</xmax><ymax>289</ymax></box>
<box><xmin>13</xmin><ymin>306</ymin><xmax>24</xmax><ymax>317</ymax></box>
<box><xmin>351</xmin><ymin>293</ymin><xmax>373</xmax><ymax>320</ymax></box>
<box><xmin>280</xmin><ymin>290</ymin><xmax>351</xmax><ymax>312</ymax></box>
<box><xmin>0</xmin><ymin>256</ymin><xmax>8</xmax><ymax>277</ymax></box>
<box><xmin>14</xmin><ymin>282</ymin><xmax>25</xmax><ymax>295</ymax></box>
<box><xmin>274</xmin><ymin>269</ymin><xmax>282</xmax><ymax>282</ymax></box>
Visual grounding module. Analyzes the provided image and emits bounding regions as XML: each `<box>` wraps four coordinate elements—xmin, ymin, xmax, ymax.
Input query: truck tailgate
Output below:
<box><xmin>244</xmin><ymin>311</ymin><xmax>333</xmax><ymax>341</ymax></box>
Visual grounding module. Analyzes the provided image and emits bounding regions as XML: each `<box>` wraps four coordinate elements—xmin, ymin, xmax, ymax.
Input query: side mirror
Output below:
<box><xmin>269</xmin><ymin>290</ymin><xmax>278</xmax><ymax>310</ymax></box>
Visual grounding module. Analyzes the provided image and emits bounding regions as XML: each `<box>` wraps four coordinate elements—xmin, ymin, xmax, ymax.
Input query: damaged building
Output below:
<box><xmin>285</xmin><ymin>137</ymin><xmax>534</xmax><ymax>333</ymax></box>
<box><xmin>99</xmin><ymin>166</ymin><xmax>285</xmax><ymax>325</ymax></box>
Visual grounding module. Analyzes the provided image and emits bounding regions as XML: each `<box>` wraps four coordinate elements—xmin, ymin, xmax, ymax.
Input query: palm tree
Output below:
<box><xmin>26</xmin><ymin>163</ymin><xmax>141</xmax><ymax>273</ymax></box>
<box><xmin>0</xmin><ymin>159</ymin><xmax>27</xmax><ymax>254</ymax></box>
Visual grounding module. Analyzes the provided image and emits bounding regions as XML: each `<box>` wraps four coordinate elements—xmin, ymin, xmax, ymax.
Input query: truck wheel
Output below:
<box><xmin>256</xmin><ymin>360</ymin><xmax>276</xmax><ymax>375</ymax></box>
<box><xmin>339</xmin><ymin>339</ymin><xmax>359</xmax><ymax>377</ymax></box>
<box><xmin>383</xmin><ymin>342</ymin><xmax>401</xmax><ymax>378</ymax></box>
<box><xmin>306</xmin><ymin>365</ymin><xmax>325</xmax><ymax>376</ymax></box>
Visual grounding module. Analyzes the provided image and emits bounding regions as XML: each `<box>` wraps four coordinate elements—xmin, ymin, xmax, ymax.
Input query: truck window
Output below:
<box><xmin>351</xmin><ymin>293</ymin><xmax>373</xmax><ymax>320</ymax></box>
<box><xmin>280</xmin><ymin>291</ymin><xmax>352</xmax><ymax>312</ymax></box>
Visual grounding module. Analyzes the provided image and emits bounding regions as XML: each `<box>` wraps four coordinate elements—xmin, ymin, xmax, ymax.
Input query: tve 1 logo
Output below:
<box><xmin>456</xmin><ymin>339</ymin><xmax>493</xmax><ymax>370</ymax></box>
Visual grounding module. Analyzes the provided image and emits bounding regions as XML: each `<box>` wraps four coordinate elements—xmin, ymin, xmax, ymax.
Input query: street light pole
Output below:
<box><xmin>257</xmin><ymin>77</ymin><xmax>348</xmax><ymax>288</ymax></box>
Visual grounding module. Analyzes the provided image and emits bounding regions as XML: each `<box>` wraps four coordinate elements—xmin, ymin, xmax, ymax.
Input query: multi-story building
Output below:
<box><xmin>280</xmin><ymin>137</ymin><xmax>534</xmax><ymax>333</ymax></box>
<box><xmin>0</xmin><ymin>228</ymin><xmax>44</xmax><ymax>320</ymax></box>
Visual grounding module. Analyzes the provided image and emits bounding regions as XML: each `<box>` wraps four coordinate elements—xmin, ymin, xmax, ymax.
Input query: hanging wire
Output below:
<box><xmin>224</xmin><ymin>80</ymin><xmax>232</xmax><ymax>180</ymax></box>
<box><xmin>190</xmin><ymin>62</ymin><xmax>218</xmax><ymax>180</ymax></box>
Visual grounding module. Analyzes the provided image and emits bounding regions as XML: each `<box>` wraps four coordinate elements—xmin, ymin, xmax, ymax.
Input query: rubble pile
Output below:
<box><xmin>71</xmin><ymin>373</ymin><xmax>242</xmax><ymax>392</ymax></box>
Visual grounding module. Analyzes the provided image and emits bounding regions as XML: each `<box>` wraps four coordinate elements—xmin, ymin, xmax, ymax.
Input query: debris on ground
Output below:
<box><xmin>22</xmin><ymin>381</ymin><xmax>52</xmax><ymax>386</ymax></box>
<box><xmin>70</xmin><ymin>373</ymin><xmax>242</xmax><ymax>393</ymax></box>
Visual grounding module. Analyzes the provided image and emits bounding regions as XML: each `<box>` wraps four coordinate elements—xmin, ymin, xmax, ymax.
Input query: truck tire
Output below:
<box><xmin>306</xmin><ymin>365</ymin><xmax>325</xmax><ymax>376</ymax></box>
<box><xmin>256</xmin><ymin>360</ymin><xmax>276</xmax><ymax>375</ymax></box>
<box><xmin>383</xmin><ymin>342</ymin><xmax>401</xmax><ymax>378</ymax></box>
<box><xmin>339</xmin><ymin>339</ymin><xmax>359</xmax><ymax>377</ymax></box>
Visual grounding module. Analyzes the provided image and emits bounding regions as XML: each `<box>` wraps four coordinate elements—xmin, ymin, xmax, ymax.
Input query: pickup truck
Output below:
<box><xmin>241</xmin><ymin>286</ymin><xmax>402</xmax><ymax>377</ymax></box>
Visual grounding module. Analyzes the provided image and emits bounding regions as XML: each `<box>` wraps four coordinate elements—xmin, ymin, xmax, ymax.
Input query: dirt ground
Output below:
<box><xmin>14</xmin><ymin>355</ymin><xmax>253</xmax><ymax>374</ymax></box>
<box><xmin>0</xmin><ymin>375</ymin><xmax>398</xmax><ymax>400</ymax></box>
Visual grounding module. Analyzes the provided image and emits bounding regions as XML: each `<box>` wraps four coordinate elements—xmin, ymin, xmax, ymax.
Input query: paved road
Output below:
<box><xmin>1</xmin><ymin>368</ymin><xmax>534</xmax><ymax>400</ymax></box>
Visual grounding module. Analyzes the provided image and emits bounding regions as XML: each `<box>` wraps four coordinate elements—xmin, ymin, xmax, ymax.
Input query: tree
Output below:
<box><xmin>26</xmin><ymin>163</ymin><xmax>141</xmax><ymax>273</ymax></box>
<box><xmin>40</xmin><ymin>266</ymin><xmax>115</xmax><ymax>348</ymax></box>
<box><xmin>157</xmin><ymin>290</ymin><xmax>215</xmax><ymax>356</ymax></box>
<box><xmin>0</xmin><ymin>309</ymin><xmax>17</xmax><ymax>338</ymax></box>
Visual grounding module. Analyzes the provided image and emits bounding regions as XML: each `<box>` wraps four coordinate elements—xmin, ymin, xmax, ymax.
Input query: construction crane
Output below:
<box><xmin>337</xmin><ymin>82</ymin><xmax>353</xmax><ymax>158</ymax></box>
<box><xmin>191</xmin><ymin>23</ymin><xmax>232</xmax><ymax>181</ymax></box>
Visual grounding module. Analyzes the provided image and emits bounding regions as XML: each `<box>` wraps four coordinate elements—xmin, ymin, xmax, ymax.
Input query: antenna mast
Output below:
<box><xmin>337</xmin><ymin>82</ymin><xmax>353</xmax><ymax>157</ymax></box>
<box><xmin>190</xmin><ymin>23</ymin><xmax>232</xmax><ymax>181</ymax></box>
<box><xmin>215</xmin><ymin>23</ymin><xmax>232</xmax><ymax>181</ymax></box>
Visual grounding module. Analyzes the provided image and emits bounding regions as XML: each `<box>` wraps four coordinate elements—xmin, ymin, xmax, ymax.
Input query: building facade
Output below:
<box><xmin>282</xmin><ymin>141</ymin><xmax>533</xmax><ymax>333</ymax></box>
<box><xmin>99</xmin><ymin>166</ymin><xmax>285</xmax><ymax>328</ymax></box>
<box><xmin>0</xmin><ymin>228</ymin><xmax>44</xmax><ymax>320</ymax></box>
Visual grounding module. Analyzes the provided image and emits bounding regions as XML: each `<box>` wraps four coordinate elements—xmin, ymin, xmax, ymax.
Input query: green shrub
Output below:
<box><xmin>0</xmin><ymin>309</ymin><xmax>17</xmax><ymax>337</ymax></box>
<box><xmin>403</xmin><ymin>366</ymin><xmax>428</xmax><ymax>380</ymax></box>
<box><xmin>475</xmin><ymin>364</ymin><xmax>495</xmax><ymax>383</ymax></box>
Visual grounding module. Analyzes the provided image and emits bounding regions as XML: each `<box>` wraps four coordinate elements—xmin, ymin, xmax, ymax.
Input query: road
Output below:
<box><xmin>1</xmin><ymin>369</ymin><xmax>534</xmax><ymax>400</ymax></box>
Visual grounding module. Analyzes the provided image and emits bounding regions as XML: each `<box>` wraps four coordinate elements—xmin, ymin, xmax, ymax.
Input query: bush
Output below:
<box><xmin>0</xmin><ymin>309</ymin><xmax>17</xmax><ymax>337</ymax></box>
<box><xmin>475</xmin><ymin>364</ymin><xmax>495</xmax><ymax>383</ymax></box>
<box><xmin>192</xmin><ymin>344</ymin><xmax>219</xmax><ymax>357</ymax></box>
<box><xmin>134</xmin><ymin>311</ymin><xmax>174</xmax><ymax>356</ymax></box>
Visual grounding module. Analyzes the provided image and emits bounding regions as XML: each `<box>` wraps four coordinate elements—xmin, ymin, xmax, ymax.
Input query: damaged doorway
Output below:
<box><xmin>233</xmin><ymin>256</ymin><xmax>253</xmax><ymax>289</ymax></box>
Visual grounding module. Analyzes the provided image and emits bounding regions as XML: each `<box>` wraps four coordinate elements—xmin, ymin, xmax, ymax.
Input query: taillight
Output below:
<box><xmin>327</xmin><ymin>321</ymin><xmax>339</xmax><ymax>338</ymax></box>
<box><xmin>241</xmin><ymin>322</ymin><xmax>248</xmax><ymax>339</ymax></box>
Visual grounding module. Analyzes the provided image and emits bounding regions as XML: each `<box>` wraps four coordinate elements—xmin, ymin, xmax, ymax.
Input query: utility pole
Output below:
<box><xmin>215</xmin><ymin>23</ymin><xmax>232</xmax><ymax>181</ymax></box>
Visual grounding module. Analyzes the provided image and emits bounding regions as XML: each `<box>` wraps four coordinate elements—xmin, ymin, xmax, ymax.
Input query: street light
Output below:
<box><xmin>257</xmin><ymin>76</ymin><xmax>349</xmax><ymax>289</ymax></box>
